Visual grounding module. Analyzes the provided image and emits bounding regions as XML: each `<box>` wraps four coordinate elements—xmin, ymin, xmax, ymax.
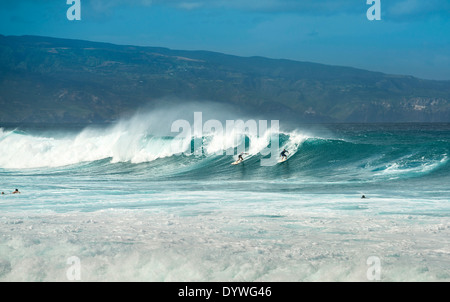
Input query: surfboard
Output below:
<box><xmin>279</xmin><ymin>157</ymin><xmax>288</xmax><ymax>163</ymax></box>
<box><xmin>232</xmin><ymin>153</ymin><xmax>250</xmax><ymax>165</ymax></box>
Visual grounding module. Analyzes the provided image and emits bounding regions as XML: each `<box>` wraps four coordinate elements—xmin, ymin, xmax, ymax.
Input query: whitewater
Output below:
<box><xmin>0</xmin><ymin>111</ymin><xmax>449</xmax><ymax>281</ymax></box>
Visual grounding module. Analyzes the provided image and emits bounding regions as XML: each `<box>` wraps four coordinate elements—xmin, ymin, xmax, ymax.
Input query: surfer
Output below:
<box><xmin>280</xmin><ymin>149</ymin><xmax>289</xmax><ymax>161</ymax></box>
<box><xmin>237</xmin><ymin>152</ymin><xmax>248</xmax><ymax>163</ymax></box>
<box><xmin>12</xmin><ymin>189</ymin><xmax>20</xmax><ymax>194</ymax></box>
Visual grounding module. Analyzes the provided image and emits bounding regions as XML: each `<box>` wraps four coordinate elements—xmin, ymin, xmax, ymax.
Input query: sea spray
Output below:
<box><xmin>0</xmin><ymin>109</ymin><xmax>296</xmax><ymax>169</ymax></box>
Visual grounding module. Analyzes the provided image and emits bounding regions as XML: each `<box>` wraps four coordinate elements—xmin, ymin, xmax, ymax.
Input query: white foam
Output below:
<box><xmin>0</xmin><ymin>116</ymin><xmax>310</xmax><ymax>169</ymax></box>
<box><xmin>376</xmin><ymin>154</ymin><xmax>448</xmax><ymax>177</ymax></box>
<box><xmin>280</xmin><ymin>130</ymin><xmax>309</xmax><ymax>159</ymax></box>
<box><xmin>1</xmin><ymin>194</ymin><xmax>449</xmax><ymax>282</ymax></box>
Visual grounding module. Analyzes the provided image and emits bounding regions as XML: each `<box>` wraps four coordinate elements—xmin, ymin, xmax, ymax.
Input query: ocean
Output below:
<box><xmin>1</xmin><ymin>111</ymin><xmax>449</xmax><ymax>281</ymax></box>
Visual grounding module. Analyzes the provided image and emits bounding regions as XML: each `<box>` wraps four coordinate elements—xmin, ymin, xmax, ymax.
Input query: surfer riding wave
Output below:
<box><xmin>280</xmin><ymin>149</ymin><xmax>289</xmax><ymax>161</ymax></box>
<box><xmin>237</xmin><ymin>152</ymin><xmax>248</xmax><ymax>163</ymax></box>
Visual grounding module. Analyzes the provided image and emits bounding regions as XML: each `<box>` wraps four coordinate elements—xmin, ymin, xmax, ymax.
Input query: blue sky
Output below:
<box><xmin>1</xmin><ymin>0</ymin><xmax>449</xmax><ymax>80</ymax></box>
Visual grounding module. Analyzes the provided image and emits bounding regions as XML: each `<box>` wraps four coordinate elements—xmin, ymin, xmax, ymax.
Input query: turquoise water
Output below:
<box><xmin>0</xmin><ymin>119</ymin><xmax>449</xmax><ymax>281</ymax></box>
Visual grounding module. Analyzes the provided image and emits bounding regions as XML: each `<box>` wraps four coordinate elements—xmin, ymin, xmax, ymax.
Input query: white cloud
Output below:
<box><xmin>387</xmin><ymin>0</ymin><xmax>450</xmax><ymax>19</ymax></box>
<box><xmin>177</xmin><ymin>2</ymin><xmax>204</xmax><ymax>10</ymax></box>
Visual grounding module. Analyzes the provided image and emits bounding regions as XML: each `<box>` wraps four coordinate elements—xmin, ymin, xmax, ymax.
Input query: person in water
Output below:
<box><xmin>280</xmin><ymin>149</ymin><xmax>289</xmax><ymax>160</ymax></box>
<box><xmin>237</xmin><ymin>152</ymin><xmax>248</xmax><ymax>163</ymax></box>
<box><xmin>12</xmin><ymin>189</ymin><xmax>20</xmax><ymax>194</ymax></box>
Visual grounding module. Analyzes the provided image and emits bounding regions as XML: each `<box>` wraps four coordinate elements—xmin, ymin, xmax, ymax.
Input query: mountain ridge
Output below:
<box><xmin>0</xmin><ymin>34</ymin><xmax>449</xmax><ymax>124</ymax></box>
